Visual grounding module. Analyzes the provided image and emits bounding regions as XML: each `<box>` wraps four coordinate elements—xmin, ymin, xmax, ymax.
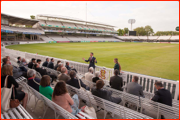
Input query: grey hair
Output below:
<box><xmin>27</xmin><ymin>69</ymin><xmax>36</xmax><ymax>78</ymax></box>
<box><xmin>58</xmin><ymin>63</ymin><xmax>63</xmax><ymax>67</ymax></box>
<box><xmin>61</xmin><ymin>67</ymin><xmax>67</xmax><ymax>73</ymax></box>
<box><xmin>21</xmin><ymin>58</ymin><xmax>25</xmax><ymax>62</ymax></box>
<box><xmin>95</xmin><ymin>71</ymin><xmax>100</xmax><ymax>77</ymax></box>
<box><xmin>89</xmin><ymin>67</ymin><xmax>94</xmax><ymax>72</ymax></box>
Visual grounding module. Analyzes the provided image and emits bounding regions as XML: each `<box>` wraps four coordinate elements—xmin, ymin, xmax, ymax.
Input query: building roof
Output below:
<box><xmin>37</xmin><ymin>14</ymin><xmax>116</xmax><ymax>28</ymax></box>
<box><xmin>1</xmin><ymin>13</ymin><xmax>39</xmax><ymax>25</ymax></box>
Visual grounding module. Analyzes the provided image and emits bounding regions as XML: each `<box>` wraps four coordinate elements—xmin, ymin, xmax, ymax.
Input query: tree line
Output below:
<box><xmin>117</xmin><ymin>25</ymin><xmax>179</xmax><ymax>36</ymax></box>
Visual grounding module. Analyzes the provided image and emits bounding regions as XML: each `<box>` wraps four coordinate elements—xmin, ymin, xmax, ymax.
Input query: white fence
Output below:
<box><xmin>1</xmin><ymin>47</ymin><xmax>179</xmax><ymax>100</ymax></box>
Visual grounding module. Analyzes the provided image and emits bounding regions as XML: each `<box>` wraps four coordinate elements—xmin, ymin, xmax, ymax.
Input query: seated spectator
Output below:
<box><xmin>42</xmin><ymin>58</ymin><xmax>49</xmax><ymax>67</ymax></box>
<box><xmin>151</xmin><ymin>81</ymin><xmax>172</xmax><ymax>106</ymax></box>
<box><xmin>52</xmin><ymin>81</ymin><xmax>80</xmax><ymax>115</ymax></box>
<box><xmin>27</xmin><ymin>69</ymin><xmax>40</xmax><ymax>92</ymax></box>
<box><xmin>91</xmin><ymin>80</ymin><xmax>121</xmax><ymax>104</ymax></box>
<box><xmin>2</xmin><ymin>57</ymin><xmax>10</xmax><ymax>66</ymax></box>
<box><xmin>6</xmin><ymin>56</ymin><xmax>11</xmax><ymax>65</ymax></box>
<box><xmin>125</xmin><ymin>76</ymin><xmax>144</xmax><ymax>97</ymax></box>
<box><xmin>18</xmin><ymin>58</ymin><xmax>28</xmax><ymax>72</ymax></box>
<box><xmin>28</xmin><ymin>58</ymin><xmax>36</xmax><ymax>69</ymax></box>
<box><xmin>36</xmin><ymin>59</ymin><xmax>42</xmax><ymax>65</ymax></box>
<box><xmin>65</xmin><ymin>62</ymin><xmax>77</xmax><ymax>73</ymax></box>
<box><xmin>67</xmin><ymin>70</ymin><xmax>89</xmax><ymax>90</ymax></box>
<box><xmin>17</xmin><ymin>57</ymin><xmax>21</xmax><ymax>64</ymax></box>
<box><xmin>39</xmin><ymin>75</ymin><xmax>53</xmax><ymax>100</ymax></box>
<box><xmin>57</xmin><ymin>67</ymin><xmax>70</xmax><ymax>82</ymax></box>
<box><xmin>47</xmin><ymin>58</ymin><xmax>54</xmax><ymax>69</ymax></box>
<box><xmin>1</xmin><ymin>64</ymin><xmax>28</xmax><ymax>108</ymax></box>
<box><xmin>56</xmin><ymin>63</ymin><xmax>63</xmax><ymax>72</ymax></box>
<box><xmin>19</xmin><ymin>58</ymin><xmax>28</xmax><ymax>67</ymax></box>
<box><xmin>54</xmin><ymin>60</ymin><xmax>61</xmax><ymax>70</ymax></box>
<box><xmin>3</xmin><ymin>57</ymin><xmax>27</xmax><ymax>79</ymax></box>
<box><xmin>34</xmin><ymin>63</ymin><xmax>56</xmax><ymax>82</ymax></box>
<box><xmin>85</xmin><ymin>67</ymin><xmax>94</xmax><ymax>82</ymax></box>
<box><xmin>92</xmin><ymin>71</ymin><xmax>101</xmax><ymax>83</ymax></box>
<box><xmin>109</xmin><ymin>69</ymin><xmax>123</xmax><ymax>91</ymax></box>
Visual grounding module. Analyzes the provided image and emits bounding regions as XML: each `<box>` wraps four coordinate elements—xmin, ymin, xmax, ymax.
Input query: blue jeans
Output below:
<box><xmin>71</xmin><ymin>94</ymin><xmax>81</xmax><ymax>115</ymax></box>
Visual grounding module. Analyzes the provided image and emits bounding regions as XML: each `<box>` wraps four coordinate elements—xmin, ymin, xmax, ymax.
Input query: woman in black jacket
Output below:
<box><xmin>1</xmin><ymin>64</ymin><xmax>28</xmax><ymax>109</ymax></box>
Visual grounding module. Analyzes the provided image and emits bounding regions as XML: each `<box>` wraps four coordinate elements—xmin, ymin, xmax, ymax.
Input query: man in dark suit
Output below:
<box><xmin>42</xmin><ymin>58</ymin><xmax>49</xmax><ymax>67</ymax></box>
<box><xmin>109</xmin><ymin>69</ymin><xmax>123</xmax><ymax>91</ymax></box>
<box><xmin>82</xmin><ymin>52</ymin><xmax>97</xmax><ymax>69</ymax></box>
<box><xmin>66</xmin><ymin>70</ymin><xmax>89</xmax><ymax>90</ymax></box>
<box><xmin>125</xmin><ymin>76</ymin><xmax>144</xmax><ymax>97</ymax></box>
<box><xmin>17</xmin><ymin>57</ymin><xmax>21</xmax><ymax>64</ymax></box>
<box><xmin>47</xmin><ymin>58</ymin><xmax>54</xmax><ymax>69</ymax></box>
<box><xmin>151</xmin><ymin>81</ymin><xmax>172</xmax><ymax>106</ymax></box>
<box><xmin>28</xmin><ymin>58</ymin><xmax>36</xmax><ymax>69</ymax></box>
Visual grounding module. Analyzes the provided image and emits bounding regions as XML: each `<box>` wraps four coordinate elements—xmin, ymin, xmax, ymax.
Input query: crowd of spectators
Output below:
<box><xmin>1</xmin><ymin>56</ymin><xmax>173</xmax><ymax>117</ymax></box>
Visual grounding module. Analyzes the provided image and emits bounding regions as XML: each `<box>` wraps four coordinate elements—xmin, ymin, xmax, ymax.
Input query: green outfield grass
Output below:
<box><xmin>6</xmin><ymin>42</ymin><xmax>179</xmax><ymax>80</ymax></box>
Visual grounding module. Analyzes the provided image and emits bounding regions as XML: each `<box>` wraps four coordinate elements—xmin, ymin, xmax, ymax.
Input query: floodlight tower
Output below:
<box><xmin>128</xmin><ymin>19</ymin><xmax>136</xmax><ymax>31</ymax></box>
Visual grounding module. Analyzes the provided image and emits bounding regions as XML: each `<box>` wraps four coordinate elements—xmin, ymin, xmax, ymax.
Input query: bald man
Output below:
<box><xmin>57</xmin><ymin>67</ymin><xmax>70</xmax><ymax>82</ymax></box>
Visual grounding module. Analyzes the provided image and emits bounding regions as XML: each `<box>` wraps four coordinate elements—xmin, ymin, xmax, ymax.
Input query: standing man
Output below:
<box><xmin>82</xmin><ymin>52</ymin><xmax>97</xmax><ymax>69</ymax></box>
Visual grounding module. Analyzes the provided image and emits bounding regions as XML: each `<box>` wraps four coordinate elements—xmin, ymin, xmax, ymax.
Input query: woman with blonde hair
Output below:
<box><xmin>1</xmin><ymin>64</ymin><xmax>28</xmax><ymax>108</ymax></box>
<box><xmin>114</xmin><ymin>58</ymin><xmax>121</xmax><ymax>75</ymax></box>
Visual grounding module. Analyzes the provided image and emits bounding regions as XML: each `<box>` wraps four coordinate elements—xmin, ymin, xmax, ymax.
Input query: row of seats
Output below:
<box><xmin>1</xmin><ymin>105</ymin><xmax>33</xmax><ymax>119</ymax></box>
<box><xmin>117</xmin><ymin>36</ymin><xmax>179</xmax><ymax>40</ymax></box>
<box><xmin>40</xmin><ymin>20</ymin><xmax>115</xmax><ymax>32</ymax></box>
<box><xmin>1</xmin><ymin>25</ymin><xmax>44</xmax><ymax>34</ymax></box>
<box><xmin>43</xmin><ymin>35</ymin><xmax>119</xmax><ymax>41</ymax></box>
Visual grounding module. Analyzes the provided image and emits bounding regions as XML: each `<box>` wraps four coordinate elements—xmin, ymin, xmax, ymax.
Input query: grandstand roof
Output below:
<box><xmin>37</xmin><ymin>14</ymin><xmax>116</xmax><ymax>28</ymax></box>
<box><xmin>1</xmin><ymin>13</ymin><xmax>39</xmax><ymax>25</ymax></box>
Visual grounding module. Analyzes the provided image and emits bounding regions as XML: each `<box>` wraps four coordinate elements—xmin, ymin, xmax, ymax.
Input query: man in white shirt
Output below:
<box><xmin>85</xmin><ymin>67</ymin><xmax>94</xmax><ymax>82</ymax></box>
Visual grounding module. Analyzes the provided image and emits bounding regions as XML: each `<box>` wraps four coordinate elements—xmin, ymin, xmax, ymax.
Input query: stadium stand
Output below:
<box><xmin>148</xmin><ymin>36</ymin><xmax>159</xmax><ymax>40</ymax></box>
<box><xmin>1</xmin><ymin>47</ymin><xmax>179</xmax><ymax>119</ymax></box>
<box><xmin>170</xmin><ymin>36</ymin><xmax>179</xmax><ymax>40</ymax></box>
<box><xmin>138</xmin><ymin>36</ymin><xmax>148</xmax><ymax>40</ymax></box>
<box><xmin>39</xmin><ymin>35</ymin><xmax>54</xmax><ymax>41</ymax></box>
<box><xmin>1</xmin><ymin>104</ymin><xmax>33</xmax><ymax>119</ymax></box>
<box><xmin>157</xmin><ymin>36</ymin><xmax>171</xmax><ymax>40</ymax></box>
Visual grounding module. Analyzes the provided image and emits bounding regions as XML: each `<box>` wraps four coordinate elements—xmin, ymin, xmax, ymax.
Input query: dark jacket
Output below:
<box><xmin>152</xmin><ymin>88</ymin><xmax>172</xmax><ymax>106</ymax></box>
<box><xmin>85</xmin><ymin>57</ymin><xmax>97</xmax><ymax>69</ymax></box>
<box><xmin>65</xmin><ymin>65</ymin><xmax>71</xmax><ymax>71</ymax></box>
<box><xmin>13</xmin><ymin>66</ymin><xmax>24</xmax><ymax>79</ymax></box>
<box><xmin>92</xmin><ymin>77</ymin><xmax>100</xmax><ymax>83</ymax></box>
<box><xmin>47</xmin><ymin>61</ymin><xmax>54</xmax><ymax>69</ymax></box>
<box><xmin>35</xmin><ymin>68</ymin><xmax>47</xmax><ymax>76</ymax></box>
<box><xmin>17</xmin><ymin>60</ymin><xmax>20</xmax><ymax>64</ymax></box>
<box><xmin>91</xmin><ymin>87</ymin><xmax>121</xmax><ymax>104</ymax></box>
<box><xmin>66</xmin><ymin>78</ymin><xmax>89</xmax><ymax>90</ymax></box>
<box><xmin>28</xmin><ymin>62</ymin><xmax>34</xmax><ymax>69</ymax></box>
<box><xmin>110</xmin><ymin>76</ymin><xmax>123</xmax><ymax>91</ymax></box>
<box><xmin>54</xmin><ymin>64</ymin><xmax>59</xmax><ymax>70</ymax></box>
<box><xmin>114</xmin><ymin>63</ymin><xmax>120</xmax><ymax>75</ymax></box>
<box><xmin>42</xmin><ymin>61</ymin><xmax>48</xmax><ymax>67</ymax></box>
<box><xmin>28</xmin><ymin>77</ymin><xmax>40</xmax><ymax>92</ymax></box>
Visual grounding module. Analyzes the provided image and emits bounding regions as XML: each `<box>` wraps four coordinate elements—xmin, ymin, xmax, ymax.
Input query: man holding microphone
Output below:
<box><xmin>82</xmin><ymin>52</ymin><xmax>97</xmax><ymax>70</ymax></box>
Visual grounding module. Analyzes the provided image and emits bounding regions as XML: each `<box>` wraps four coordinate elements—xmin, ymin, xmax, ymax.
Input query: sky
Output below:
<box><xmin>1</xmin><ymin>1</ymin><xmax>179</xmax><ymax>32</ymax></box>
